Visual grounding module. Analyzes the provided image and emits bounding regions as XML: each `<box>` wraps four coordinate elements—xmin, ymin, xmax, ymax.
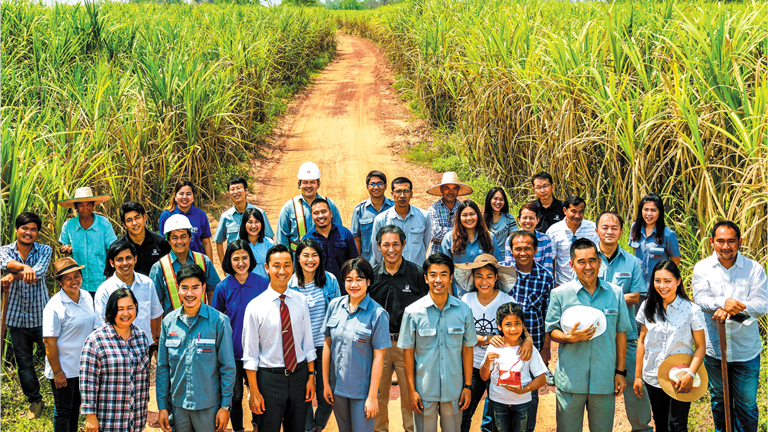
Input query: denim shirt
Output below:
<box><xmin>288</xmin><ymin>271</ymin><xmax>341</xmax><ymax>308</ymax></box>
<box><xmin>628</xmin><ymin>224</ymin><xmax>681</xmax><ymax>285</ymax></box>
<box><xmin>156</xmin><ymin>304</ymin><xmax>236</xmax><ymax>411</ymax></box>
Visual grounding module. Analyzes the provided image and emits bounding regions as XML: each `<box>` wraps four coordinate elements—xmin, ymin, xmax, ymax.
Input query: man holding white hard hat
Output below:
<box><xmin>277</xmin><ymin>162</ymin><xmax>342</xmax><ymax>252</ymax></box>
<box><xmin>544</xmin><ymin>238</ymin><xmax>633</xmax><ymax>432</ymax></box>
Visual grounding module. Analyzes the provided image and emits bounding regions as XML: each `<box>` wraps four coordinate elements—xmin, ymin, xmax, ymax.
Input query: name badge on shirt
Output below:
<box><xmin>616</xmin><ymin>272</ymin><xmax>631</xmax><ymax>279</ymax></box>
<box><xmin>604</xmin><ymin>309</ymin><xmax>618</xmax><ymax>316</ymax></box>
<box><xmin>448</xmin><ymin>327</ymin><xmax>464</xmax><ymax>334</ymax></box>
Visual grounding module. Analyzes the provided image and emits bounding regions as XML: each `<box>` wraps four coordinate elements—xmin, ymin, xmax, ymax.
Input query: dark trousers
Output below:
<box><xmin>50</xmin><ymin>377</ymin><xmax>81</xmax><ymax>432</ymax></box>
<box><xmin>306</xmin><ymin>345</ymin><xmax>333</xmax><ymax>431</ymax></box>
<box><xmin>489</xmin><ymin>400</ymin><xmax>530</xmax><ymax>432</ymax></box>
<box><xmin>234</xmin><ymin>360</ymin><xmax>258</xmax><ymax>431</ymax></box>
<box><xmin>644</xmin><ymin>382</ymin><xmax>689</xmax><ymax>432</ymax></box>
<box><xmin>461</xmin><ymin>367</ymin><xmax>489</xmax><ymax>432</ymax></box>
<box><xmin>9</xmin><ymin>326</ymin><xmax>44</xmax><ymax>404</ymax></box>
<box><xmin>526</xmin><ymin>389</ymin><xmax>538</xmax><ymax>432</ymax></box>
<box><xmin>257</xmin><ymin>363</ymin><xmax>310</xmax><ymax>432</ymax></box>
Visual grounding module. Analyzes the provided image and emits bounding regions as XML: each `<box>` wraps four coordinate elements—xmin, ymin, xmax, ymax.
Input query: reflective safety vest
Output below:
<box><xmin>159</xmin><ymin>252</ymin><xmax>206</xmax><ymax>310</ymax></box>
<box><xmin>290</xmin><ymin>195</ymin><xmax>308</xmax><ymax>251</ymax></box>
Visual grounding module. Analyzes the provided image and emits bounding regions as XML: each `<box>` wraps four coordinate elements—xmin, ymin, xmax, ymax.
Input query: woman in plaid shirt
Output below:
<box><xmin>80</xmin><ymin>288</ymin><xmax>151</xmax><ymax>432</ymax></box>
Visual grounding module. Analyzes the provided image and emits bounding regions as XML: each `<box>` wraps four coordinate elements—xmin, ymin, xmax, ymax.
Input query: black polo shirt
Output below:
<box><xmin>369</xmin><ymin>259</ymin><xmax>429</xmax><ymax>334</ymax></box>
<box><xmin>103</xmin><ymin>230</ymin><xmax>172</xmax><ymax>277</ymax></box>
<box><xmin>533</xmin><ymin>198</ymin><xmax>565</xmax><ymax>233</ymax></box>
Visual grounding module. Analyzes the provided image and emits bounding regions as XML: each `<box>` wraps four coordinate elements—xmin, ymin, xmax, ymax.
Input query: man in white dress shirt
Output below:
<box><xmin>547</xmin><ymin>196</ymin><xmax>600</xmax><ymax>286</ymax></box>
<box><xmin>242</xmin><ymin>244</ymin><xmax>317</xmax><ymax>432</ymax></box>
<box><xmin>692</xmin><ymin>221</ymin><xmax>767</xmax><ymax>432</ymax></box>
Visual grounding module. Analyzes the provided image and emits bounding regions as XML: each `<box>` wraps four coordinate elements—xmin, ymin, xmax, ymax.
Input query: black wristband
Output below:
<box><xmin>615</xmin><ymin>369</ymin><xmax>627</xmax><ymax>377</ymax></box>
<box><xmin>463</xmin><ymin>384</ymin><xmax>472</xmax><ymax>390</ymax></box>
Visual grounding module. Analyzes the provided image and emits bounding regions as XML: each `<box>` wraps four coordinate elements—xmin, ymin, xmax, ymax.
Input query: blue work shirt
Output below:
<box><xmin>351</xmin><ymin>198</ymin><xmax>394</xmax><ymax>261</ymax></box>
<box><xmin>628</xmin><ymin>224</ymin><xmax>681</xmax><ymax>285</ymax></box>
<box><xmin>156</xmin><ymin>304</ymin><xmax>236</xmax><ymax>411</ymax></box>
<box><xmin>302</xmin><ymin>224</ymin><xmax>359</xmax><ymax>289</ymax></box>
<box><xmin>149</xmin><ymin>250</ymin><xmax>222</xmax><ymax>315</ymax></box>
<box><xmin>398</xmin><ymin>294</ymin><xmax>477</xmax><ymax>402</ymax></box>
<box><xmin>158</xmin><ymin>205</ymin><xmax>212</xmax><ymax>255</ymax></box>
<box><xmin>211</xmin><ymin>273</ymin><xmax>269</xmax><ymax>360</ymax></box>
<box><xmin>324</xmin><ymin>295</ymin><xmax>391</xmax><ymax>399</ymax></box>
<box><xmin>213</xmin><ymin>204</ymin><xmax>274</xmax><ymax>244</ymax></box>
<box><xmin>545</xmin><ymin>279</ymin><xmax>633</xmax><ymax>395</ymax></box>
<box><xmin>276</xmin><ymin>194</ymin><xmax>342</xmax><ymax>250</ymax></box>
<box><xmin>59</xmin><ymin>214</ymin><xmax>117</xmax><ymax>293</ymax></box>
<box><xmin>370</xmin><ymin>205</ymin><xmax>432</xmax><ymax>266</ymax></box>
<box><xmin>248</xmin><ymin>238</ymin><xmax>275</xmax><ymax>281</ymax></box>
<box><xmin>488</xmin><ymin>213</ymin><xmax>518</xmax><ymax>258</ymax></box>
<box><xmin>440</xmin><ymin>230</ymin><xmax>501</xmax><ymax>297</ymax></box>
<box><xmin>598</xmin><ymin>246</ymin><xmax>647</xmax><ymax>340</ymax></box>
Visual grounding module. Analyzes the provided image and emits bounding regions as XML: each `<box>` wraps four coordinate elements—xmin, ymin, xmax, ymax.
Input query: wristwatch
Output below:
<box><xmin>221</xmin><ymin>406</ymin><xmax>231</xmax><ymax>412</ymax></box>
<box><xmin>484</xmin><ymin>334</ymin><xmax>490</xmax><ymax>343</ymax></box>
<box><xmin>615</xmin><ymin>369</ymin><xmax>627</xmax><ymax>377</ymax></box>
<box><xmin>308</xmin><ymin>371</ymin><xmax>317</xmax><ymax>376</ymax></box>
<box><xmin>463</xmin><ymin>384</ymin><xmax>472</xmax><ymax>390</ymax></box>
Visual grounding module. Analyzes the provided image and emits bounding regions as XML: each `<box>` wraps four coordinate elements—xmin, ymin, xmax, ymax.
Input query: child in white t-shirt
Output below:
<box><xmin>480</xmin><ymin>302</ymin><xmax>548</xmax><ymax>432</ymax></box>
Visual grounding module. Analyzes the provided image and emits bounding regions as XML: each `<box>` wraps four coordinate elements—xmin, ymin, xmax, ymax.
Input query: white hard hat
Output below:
<box><xmin>164</xmin><ymin>214</ymin><xmax>193</xmax><ymax>235</ymax></box>
<box><xmin>298</xmin><ymin>162</ymin><xmax>321</xmax><ymax>180</ymax></box>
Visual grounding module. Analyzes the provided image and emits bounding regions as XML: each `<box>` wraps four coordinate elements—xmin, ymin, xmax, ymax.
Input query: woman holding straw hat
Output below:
<box><xmin>634</xmin><ymin>260</ymin><xmax>707</xmax><ymax>432</ymax></box>
<box><xmin>43</xmin><ymin>257</ymin><xmax>98</xmax><ymax>432</ymax></box>
<box><xmin>454</xmin><ymin>254</ymin><xmax>533</xmax><ymax>432</ymax></box>
<box><xmin>58</xmin><ymin>187</ymin><xmax>117</xmax><ymax>296</ymax></box>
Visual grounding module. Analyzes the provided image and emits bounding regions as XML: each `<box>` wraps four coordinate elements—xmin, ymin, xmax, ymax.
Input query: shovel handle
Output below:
<box><xmin>718</xmin><ymin>320</ymin><xmax>732</xmax><ymax>432</ymax></box>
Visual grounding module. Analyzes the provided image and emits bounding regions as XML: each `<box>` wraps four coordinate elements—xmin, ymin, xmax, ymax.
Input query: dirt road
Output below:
<box><xmin>146</xmin><ymin>34</ymin><xmax>634</xmax><ymax>432</ymax></box>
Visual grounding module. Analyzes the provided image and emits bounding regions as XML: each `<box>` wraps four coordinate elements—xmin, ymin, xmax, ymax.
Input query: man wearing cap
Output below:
<box><xmin>547</xmin><ymin>195</ymin><xmax>600</xmax><ymax>287</ymax></box>
<box><xmin>58</xmin><ymin>187</ymin><xmax>117</xmax><ymax>296</ymax></box>
<box><xmin>427</xmin><ymin>172</ymin><xmax>472</xmax><ymax>256</ymax></box>
<box><xmin>214</xmin><ymin>175</ymin><xmax>274</xmax><ymax>267</ymax></box>
<box><xmin>595</xmin><ymin>212</ymin><xmax>652</xmax><ymax>432</ymax></box>
<box><xmin>545</xmin><ymin>238</ymin><xmax>633</xmax><ymax>432</ymax></box>
<box><xmin>351</xmin><ymin>170</ymin><xmax>394</xmax><ymax>262</ymax></box>
<box><xmin>302</xmin><ymin>198</ymin><xmax>358</xmax><ymax>289</ymax></box>
<box><xmin>371</xmin><ymin>177</ymin><xmax>432</xmax><ymax>266</ymax></box>
<box><xmin>0</xmin><ymin>212</ymin><xmax>53</xmax><ymax>419</ymax></box>
<box><xmin>277</xmin><ymin>162</ymin><xmax>342</xmax><ymax>253</ymax></box>
<box><xmin>692</xmin><ymin>221</ymin><xmax>767</xmax><ymax>432</ymax></box>
<box><xmin>103</xmin><ymin>201</ymin><xmax>171</xmax><ymax>278</ymax></box>
<box><xmin>369</xmin><ymin>225</ymin><xmax>429</xmax><ymax>432</ymax></box>
<box><xmin>149</xmin><ymin>214</ymin><xmax>222</xmax><ymax>315</ymax></box>
<box><xmin>507</xmin><ymin>230</ymin><xmax>554</xmax><ymax>432</ymax></box>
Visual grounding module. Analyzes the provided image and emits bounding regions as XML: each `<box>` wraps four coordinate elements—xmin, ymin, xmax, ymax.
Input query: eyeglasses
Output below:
<box><xmin>392</xmin><ymin>189</ymin><xmax>412</xmax><ymax>196</ymax></box>
<box><xmin>533</xmin><ymin>184</ymin><xmax>552</xmax><ymax>191</ymax></box>
<box><xmin>368</xmin><ymin>182</ymin><xmax>385</xmax><ymax>188</ymax></box>
<box><xmin>229</xmin><ymin>186</ymin><xmax>245</xmax><ymax>192</ymax></box>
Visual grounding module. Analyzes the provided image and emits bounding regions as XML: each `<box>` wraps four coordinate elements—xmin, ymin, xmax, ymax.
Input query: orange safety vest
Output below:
<box><xmin>159</xmin><ymin>252</ymin><xmax>207</xmax><ymax>310</ymax></box>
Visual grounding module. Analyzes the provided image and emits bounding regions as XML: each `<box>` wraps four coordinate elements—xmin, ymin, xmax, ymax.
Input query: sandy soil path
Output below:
<box><xmin>145</xmin><ymin>33</ymin><xmax>634</xmax><ymax>432</ymax></box>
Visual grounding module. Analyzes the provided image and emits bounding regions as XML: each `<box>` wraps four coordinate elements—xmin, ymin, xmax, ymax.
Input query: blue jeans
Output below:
<box><xmin>489</xmin><ymin>399</ymin><xmax>530</xmax><ymax>432</ymax></box>
<box><xmin>704</xmin><ymin>354</ymin><xmax>760</xmax><ymax>432</ymax></box>
<box><xmin>8</xmin><ymin>326</ymin><xmax>44</xmax><ymax>404</ymax></box>
<box><xmin>306</xmin><ymin>345</ymin><xmax>333</xmax><ymax>431</ymax></box>
<box><xmin>526</xmin><ymin>390</ymin><xmax>538</xmax><ymax>432</ymax></box>
<box><xmin>50</xmin><ymin>377</ymin><xmax>81</xmax><ymax>432</ymax></box>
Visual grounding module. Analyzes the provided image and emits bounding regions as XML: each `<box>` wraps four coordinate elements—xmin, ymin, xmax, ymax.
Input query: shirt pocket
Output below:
<box><xmin>195</xmin><ymin>338</ymin><xmax>218</xmax><ymax>364</ymax></box>
<box><xmin>165</xmin><ymin>338</ymin><xmax>183</xmax><ymax>360</ymax></box>
<box><xmin>649</xmin><ymin>247</ymin><xmax>665</xmax><ymax>259</ymax></box>
<box><xmin>603</xmin><ymin>308</ymin><xmax>619</xmax><ymax>331</ymax></box>
<box><xmin>354</xmin><ymin>326</ymin><xmax>372</xmax><ymax>344</ymax></box>
<box><xmin>416</xmin><ymin>327</ymin><xmax>437</xmax><ymax>350</ymax></box>
<box><xmin>446</xmin><ymin>324</ymin><xmax>465</xmax><ymax>348</ymax></box>
<box><xmin>226</xmin><ymin>220</ymin><xmax>240</xmax><ymax>235</ymax></box>
<box><xmin>410</xmin><ymin>226</ymin><xmax>426</xmax><ymax>236</ymax></box>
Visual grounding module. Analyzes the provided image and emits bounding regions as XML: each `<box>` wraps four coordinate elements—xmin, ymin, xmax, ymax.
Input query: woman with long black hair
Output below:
<box><xmin>483</xmin><ymin>187</ymin><xmax>518</xmax><ymax>258</ymax></box>
<box><xmin>629</xmin><ymin>194</ymin><xmax>681</xmax><ymax>285</ymax></box>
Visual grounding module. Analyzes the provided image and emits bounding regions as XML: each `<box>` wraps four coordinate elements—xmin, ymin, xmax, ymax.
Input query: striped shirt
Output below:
<box><xmin>508</xmin><ymin>261</ymin><xmax>554</xmax><ymax>351</ymax></box>
<box><xmin>297</xmin><ymin>281</ymin><xmax>328</xmax><ymax>347</ymax></box>
<box><xmin>80</xmin><ymin>324</ymin><xmax>151</xmax><ymax>432</ymax></box>
<box><xmin>0</xmin><ymin>242</ymin><xmax>52</xmax><ymax>328</ymax></box>
<box><xmin>504</xmin><ymin>231</ymin><xmax>554</xmax><ymax>276</ymax></box>
<box><xmin>547</xmin><ymin>219</ymin><xmax>599</xmax><ymax>285</ymax></box>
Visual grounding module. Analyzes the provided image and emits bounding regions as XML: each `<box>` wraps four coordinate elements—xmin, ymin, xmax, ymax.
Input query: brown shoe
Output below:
<box><xmin>27</xmin><ymin>401</ymin><xmax>43</xmax><ymax>419</ymax></box>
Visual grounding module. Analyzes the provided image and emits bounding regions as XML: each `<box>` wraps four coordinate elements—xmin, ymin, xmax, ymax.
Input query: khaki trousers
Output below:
<box><xmin>375</xmin><ymin>345</ymin><xmax>415</xmax><ymax>432</ymax></box>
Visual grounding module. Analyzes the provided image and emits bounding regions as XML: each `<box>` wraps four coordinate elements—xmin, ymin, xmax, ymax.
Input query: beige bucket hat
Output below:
<box><xmin>454</xmin><ymin>254</ymin><xmax>517</xmax><ymax>293</ymax></box>
<box><xmin>426</xmin><ymin>172</ymin><xmax>473</xmax><ymax>196</ymax></box>
<box><xmin>58</xmin><ymin>187</ymin><xmax>110</xmax><ymax>208</ymax></box>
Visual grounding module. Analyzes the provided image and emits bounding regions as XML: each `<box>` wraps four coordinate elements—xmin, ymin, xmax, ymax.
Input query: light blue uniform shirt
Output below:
<box><xmin>213</xmin><ymin>204</ymin><xmax>274</xmax><ymax>244</ymax></box>
<box><xmin>156</xmin><ymin>304</ymin><xmax>236</xmax><ymax>411</ymax></box>
<box><xmin>276</xmin><ymin>194</ymin><xmax>342</xmax><ymax>250</ymax></box>
<box><xmin>398</xmin><ymin>294</ymin><xmax>477</xmax><ymax>402</ymax></box>
<box><xmin>488</xmin><ymin>213</ymin><xmax>518</xmax><ymax>258</ymax></box>
<box><xmin>370</xmin><ymin>205</ymin><xmax>432</xmax><ymax>266</ymax></box>
<box><xmin>545</xmin><ymin>279</ymin><xmax>633</xmax><ymax>395</ymax></box>
<box><xmin>628</xmin><ymin>224</ymin><xmax>680</xmax><ymax>285</ymax></box>
<box><xmin>324</xmin><ymin>295</ymin><xmax>391</xmax><ymax>399</ymax></box>
<box><xmin>351</xmin><ymin>198</ymin><xmax>394</xmax><ymax>261</ymax></box>
<box><xmin>248</xmin><ymin>238</ymin><xmax>275</xmax><ymax>280</ymax></box>
<box><xmin>148</xmin><ymin>250</ymin><xmax>222</xmax><ymax>315</ymax></box>
<box><xmin>440</xmin><ymin>230</ymin><xmax>501</xmax><ymax>297</ymax></box>
<box><xmin>598</xmin><ymin>247</ymin><xmax>647</xmax><ymax>340</ymax></box>
<box><xmin>59</xmin><ymin>214</ymin><xmax>117</xmax><ymax>293</ymax></box>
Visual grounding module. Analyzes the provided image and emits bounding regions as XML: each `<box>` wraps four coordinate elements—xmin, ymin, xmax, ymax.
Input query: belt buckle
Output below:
<box><xmin>284</xmin><ymin>369</ymin><xmax>291</xmax><ymax>376</ymax></box>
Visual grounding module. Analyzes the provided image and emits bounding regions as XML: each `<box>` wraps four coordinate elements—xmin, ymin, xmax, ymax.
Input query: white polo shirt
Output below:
<box><xmin>95</xmin><ymin>272</ymin><xmax>163</xmax><ymax>341</ymax></box>
<box><xmin>43</xmin><ymin>289</ymin><xmax>98</xmax><ymax>379</ymax></box>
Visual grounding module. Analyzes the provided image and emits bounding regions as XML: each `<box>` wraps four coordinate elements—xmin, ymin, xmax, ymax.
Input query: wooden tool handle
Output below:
<box><xmin>718</xmin><ymin>320</ymin><xmax>732</xmax><ymax>432</ymax></box>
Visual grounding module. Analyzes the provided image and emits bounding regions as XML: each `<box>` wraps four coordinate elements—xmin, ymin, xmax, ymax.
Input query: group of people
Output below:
<box><xmin>1</xmin><ymin>162</ymin><xmax>765</xmax><ymax>432</ymax></box>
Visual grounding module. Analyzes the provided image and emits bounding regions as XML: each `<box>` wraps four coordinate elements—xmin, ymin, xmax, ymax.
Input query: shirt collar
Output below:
<box><xmin>75</xmin><ymin>215</ymin><xmax>99</xmax><ymax>231</ymax></box>
<box><xmin>572</xmin><ymin>278</ymin><xmax>608</xmax><ymax>294</ymax></box>
<box><xmin>641</xmin><ymin>225</ymin><xmax>659</xmax><ymax>239</ymax></box>
<box><xmin>9</xmin><ymin>241</ymin><xmax>40</xmax><ymax>256</ymax></box>
<box><xmin>343</xmin><ymin>294</ymin><xmax>372</xmax><ymax>312</ymax></box>
<box><xmin>108</xmin><ymin>272</ymin><xmax>139</xmax><ymax>289</ymax></box>
<box><xmin>232</xmin><ymin>203</ymin><xmax>255</xmax><ymax>216</ymax></box>
<box><xmin>176</xmin><ymin>206</ymin><xmax>198</xmax><ymax>216</ymax></box>
<box><xmin>299</xmin><ymin>194</ymin><xmax>325</xmax><ymax>206</ymax></box>
<box><xmin>265</xmin><ymin>285</ymin><xmax>293</xmax><ymax>301</ymax></box>
<box><xmin>711</xmin><ymin>252</ymin><xmax>746</xmax><ymax>270</ymax></box>
<box><xmin>168</xmin><ymin>249</ymin><xmax>194</xmax><ymax>263</ymax></box>
<box><xmin>227</xmin><ymin>273</ymin><xmax>257</xmax><ymax>289</ymax></box>
<box><xmin>668</xmin><ymin>295</ymin><xmax>684</xmax><ymax>310</ymax></box>
<box><xmin>423</xmin><ymin>292</ymin><xmax>460</xmax><ymax>311</ymax></box>
<box><xmin>392</xmin><ymin>205</ymin><xmax>418</xmax><ymax>221</ymax></box>
<box><xmin>598</xmin><ymin>245</ymin><xmax>627</xmax><ymax>262</ymax></box>
<box><xmin>106</xmin><ymin>323</ymin><xmax>140</xmax><ymax>342</ymax></box>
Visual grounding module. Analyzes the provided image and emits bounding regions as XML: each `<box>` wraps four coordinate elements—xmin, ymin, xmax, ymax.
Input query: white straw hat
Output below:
<box><xmin>426</xmin><ymin>172</ymin><xmax>473</xmax><ymax>196</ymax></box>
<box><xmin>58</xmin><ymin>187</ymin><xmax>110</xmax><ymax>208</ymax></box>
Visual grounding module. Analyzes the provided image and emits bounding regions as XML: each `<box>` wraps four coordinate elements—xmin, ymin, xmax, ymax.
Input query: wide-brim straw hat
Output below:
<box><xmin>657</xmin><ymin>353</ymin><xmax>709</xmax><ymax>402</ymax></box>
<box><xmin>58</xmin><ymin>187</ymin><xmax>110</xmax><ymax>208</ymax></box>
<box><xmin>53</xmin><ymin>257</ymin><xmax>85</xmax><ymax>280</ymax></box>
<box><xmin>426</xmin><ymin>172</ymin><xmax>473</xmax><ymax>196</ymax></box>
<box><xmin>454</xmin><ymin>254</ymin><xmax>516</xmax><ymax>293</ymax></box>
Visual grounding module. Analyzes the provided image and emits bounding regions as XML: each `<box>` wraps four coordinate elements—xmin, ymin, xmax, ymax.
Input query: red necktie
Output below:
<box><xmin>279</xmin><ymin>294</ymin><xmax>297</xmax><ymax>372</ymax></box>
